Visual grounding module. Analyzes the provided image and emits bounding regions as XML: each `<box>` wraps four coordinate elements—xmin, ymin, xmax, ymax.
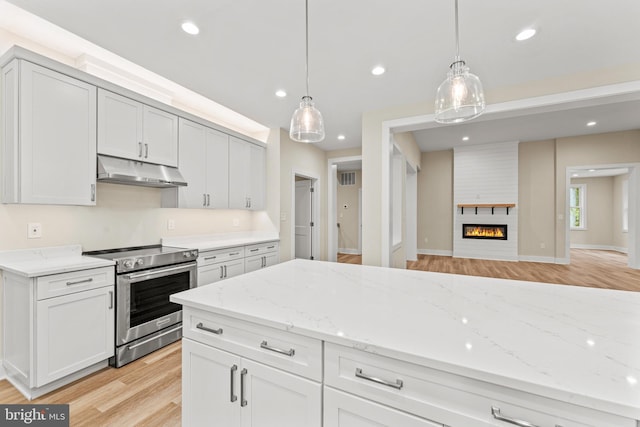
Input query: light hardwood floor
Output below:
<box><xmin>0</xmin><ymin>249</ymin><xmax>636</xmax><ymax>426</ymax></box>
<box><xmin>0</xmin><ymin>342</ymin><xmax>182</xmax><ymax>427</ymax></box>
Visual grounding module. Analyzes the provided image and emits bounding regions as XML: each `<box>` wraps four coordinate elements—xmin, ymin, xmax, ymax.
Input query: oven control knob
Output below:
<box><xmin>191</xmin><ymin>250</ymin><xmax>198</xmax><ymax>257</ymax></box>
<box><xmin>123</xmin><ymin>259</ymin><xmax>134</xmax><ymax>269</ymax></box>
<box><xmin>135</xmin><ymin>258</ymin><xmax>144</xmax><ymax>266</ymax></box>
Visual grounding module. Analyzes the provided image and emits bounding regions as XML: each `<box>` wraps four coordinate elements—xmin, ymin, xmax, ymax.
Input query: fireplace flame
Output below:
<box><xmin>465</xmin><ymin>227</ymin><xmax>505</xmax><ymax>238</ymax></box>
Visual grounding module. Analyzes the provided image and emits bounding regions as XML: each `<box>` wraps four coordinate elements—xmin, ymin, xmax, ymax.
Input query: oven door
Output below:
<box><xmin>116</xmin><ymin>261</ymin><xmax>196</xmax><ymax>346</ymax></box>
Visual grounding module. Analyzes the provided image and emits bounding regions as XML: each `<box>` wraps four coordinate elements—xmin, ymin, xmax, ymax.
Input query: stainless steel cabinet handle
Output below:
<box><xmin>66</xmin><ymin>278</ymin><xmax>93</xmax><ymax>286</ymax></box>
<box><xmin>91</xmin><ymin>184</ymin><xmax>96</xmax><ymax>202</ymax></box>
<box><xmin>207</xmin><ymin>194</ymin><xmax>211</xmax><ymax>206</ymax></box>
<box><xmin>267</xmin><ymin>246</ymin><xmax>275</xmax><ymax>249</ymax></box>
<box><xmin>230</xmin><ymin>365</ymin><xmax>238</xmax><ymax>402</ymax></box>
<box><xmin>250</xmin><ymin>248</ymin><xmax>259</xmax><ymax>252</ymax></box>
<box><xmin>355</xmin><ymin>368</ymin><xmax>403</xmax><ymax>390</ymax></box>
<box><xmin>248</xmin><ymin>197</ymin><xmax>251</xmax><ymax>208</ymax></box>
<box><xmin>108</xmin><ymin>291</ymin><xmax>113</xmax><ymax>309</ymax></box>
<box><xmin>491</xmin><ymin>407</ymin><xmax>539</xmax><ymax>427</ymax></box>
<box><xmin>138</xmin><ymin>142</ymin><xmax>143</xmax><ymax>157</ymax></box>
<box><xmin>229</xmin><ymin>252</ymin><xmax>240</xmax><ymax>256</ymax></box>
<box><xmin>240</xmin><ymin>368</ymin><xmax>248</xmax><ymax>407</ymax></box>
<box><xmin>261</xmin><ymin>256</ymin><xmax>266</xmax><ymax>268</ymax></box>
<box><xmin>196</xmin><ymin>322</ymin><xmax>223</xmax><ymax>335</ymax></box>
<box><xmin>127</xmin><ymin>325</ymin><xmax>182</xmax><ymax>350</ymax></box>
<box><xmin>204</xmin><ymin>256</ymin><xmax>217</xmax><ymax>261</ymax></box>
<box><xmin>203</xmin><ymin>193</ymin><xmax>207</xmax><ymax>206</ymax></box>
<box><xmin>220</xmin><ymin>266</ymin><xmax>224</xmax><ymax>279</ymax></box>
<box><xmin>260</xmin><ymin>340</ymin><xmax>295</xmax><ymax>357</ymax></box>
<box><xmin>144</xmin><ymin>143</ymin><xmax>149</xmax><ymax>158</ymax></box>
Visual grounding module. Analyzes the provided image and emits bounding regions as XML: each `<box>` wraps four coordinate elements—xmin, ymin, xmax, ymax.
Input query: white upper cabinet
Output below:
<box><xmin>2</xmin><ymin>60</ymin><xmax>97</xmax><ymax>206</ymax></box>
<box><xmin>228</xmin><ymin>137</ymin><xmax>265</xmax><ymax>210</ymax></box>
<box><xmin>175</xmin><ymin>119</ymin><xmax>229</xmax><ymax>209</ymax></box>
<box><xmin>97</xmin><ymin>89</ymin><xmax>178</xmax><ymax>166</ymax></box>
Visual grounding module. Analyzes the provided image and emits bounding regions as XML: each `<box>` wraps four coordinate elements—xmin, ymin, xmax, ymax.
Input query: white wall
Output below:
<box><xmin>453</xmin><ymin>142</ymin><xmax>519</xmax><ymax>261</ymax></box>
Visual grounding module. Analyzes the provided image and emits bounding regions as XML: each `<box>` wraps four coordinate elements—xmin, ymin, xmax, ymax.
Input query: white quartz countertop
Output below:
<box><xmin>162</xmin><ymin>231</ymin><xmax>279</xmax><ymax>251</ymax></box>
<box><xmin>0</xmin><ymin>245</ymin><xmax>114</xmax><ymax>277</ymax></box>
<box><xmin>171</xmin><ymin>259</ymin><xmax>640</xmax><ymax>419</ymax></box>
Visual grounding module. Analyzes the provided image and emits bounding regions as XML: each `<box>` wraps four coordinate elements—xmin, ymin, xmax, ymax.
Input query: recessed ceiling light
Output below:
<box><xmin>275</xmin><ymin>90</ymin><xmax>287</xmax><ymax>98</ymax></box>
<box><xmin>589</xmin><ymin>169</ymin><xmax>596</xmax><ymax>172</ymax></box>
<box><xmin>462</xmin><ymin>136</ymin><xmax>470</xmax><ymax>141</ymax></box>
<box><xmin>337</xmin><ymin>134</ymin><xmax>346</xmax><ymax>140</ymax></box>
<box><xmin>587</xmin><ymin>121</ymin><xmax>597</xmax><ymax>127</ymax></box>
<box><xmin>371</xmin><ymin>65</ymin><xmax>385</xmax><ymax>76</ymax></box>
<box><xmin>515</xmin><ymin>28</ymin><xmax>536</xmax><ymax>41</ymax></box>
<box><xmin>572</xmin><ymin>173</ymin><xmax>579</xmax><ymax>177</ymax></box>
<box><xmin>181</xmin><ymin>21</ymin><xmax>200</xmax><ymax>35</ymax></box>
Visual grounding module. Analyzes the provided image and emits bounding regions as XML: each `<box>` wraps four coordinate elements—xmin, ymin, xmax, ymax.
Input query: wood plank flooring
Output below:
<box><xmin>0</xmin><ymin>342</ymin><xmax>182</xmax><ymax>427</ymax></box>
<box><xmin>0</xmin><ymin>249</ymin><xmax>635</xmax><ymax>426</ymax></box>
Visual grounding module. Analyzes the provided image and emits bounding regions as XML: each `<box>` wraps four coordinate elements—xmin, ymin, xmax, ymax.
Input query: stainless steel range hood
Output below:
<box><xmin>97</xmin><ymin>155</ymin><xmax>187</xmax><ymax>188</ymax></box>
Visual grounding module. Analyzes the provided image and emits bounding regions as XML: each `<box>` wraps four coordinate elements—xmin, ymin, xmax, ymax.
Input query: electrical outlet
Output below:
<box><xmin>28</xmin><ymin>223</ymin><xmax>42</xmax><ymax>239</ymax></box>
<box><xmin>167</xmin><ymin>219</ymin><xmax>176</xmax><ymax>230</ymax></box>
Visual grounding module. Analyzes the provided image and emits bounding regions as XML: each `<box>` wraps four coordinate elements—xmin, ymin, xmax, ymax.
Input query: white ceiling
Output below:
<box><xmin>4</xmin><ymin>0</ymin><xmax>640</xmax><ymax>151</ymax></box>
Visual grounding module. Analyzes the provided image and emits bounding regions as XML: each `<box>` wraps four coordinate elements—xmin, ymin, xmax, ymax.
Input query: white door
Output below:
<box><xmin>182</xmin><ymin>338</ymin><xmax>242</xmax><ymax>427</ymax></box>
<box><xmin>241</xmin><ymin>358</ymin><xmax>321</xmax><ymax>427</ymax></box>
<box><xmin>36</xmin><ymin>287</ymin><xmax>114</xmax><ymax>387</ymax></box>
<box><xmin>324</xmin><ymin>387</ymin><xmax>441</xmax><ymax>427</ymax></box>
<box><xmin>295</xmin><ymin>180</ymin><xmax>313</xmax><ymax>259</ymax></box>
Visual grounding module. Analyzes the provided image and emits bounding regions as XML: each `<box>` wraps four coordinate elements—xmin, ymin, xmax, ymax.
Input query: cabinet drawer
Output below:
<box><xmin>36</xmin><ymin>267</ymin><xmax>114</xmax><ymax>300</ymax></box>
<box><xmin>244</xmin><ymin>241</ymin><xmax>279</xmax><ymax>257</ymax></box>
<box><xmin>198</xmin><ymin>246</ymin><xmax>245</xmax><ymax>267</ymax></box>
<box><xmin>325</xmin><ymin>343</ymin><xmax>634</xmax><ymax>427</ymax></box>
<box><xmin>183</xmin><ymin>308</ymin><xmax>322</xmax><ymax>381</ymax></box>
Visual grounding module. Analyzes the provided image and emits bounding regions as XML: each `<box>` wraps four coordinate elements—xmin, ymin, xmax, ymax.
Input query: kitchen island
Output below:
<box><xmin>171</xmin><ymin>259</ymin><xmax>640</xmax><ymax>427</ymax></box>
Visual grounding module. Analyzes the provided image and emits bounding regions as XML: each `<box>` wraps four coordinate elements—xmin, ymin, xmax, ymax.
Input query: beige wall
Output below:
<box><xmin>570</xmin><ymin>177</ymin><xmax>614</xmax><ymax>246</ymax></box>
<box><xmin>518</xmin><ymin>140</ymin><xmax>556</xmax><ymax>259</ymax></box>
<box><xmin>278</xmin><ymin>129</ymin><xmax>328</xmax><ymax>262</ymax></box>
<box><xmin>555</xmin><ymin>130</ymin><xmax>640</xmax><ymax>260</ymax></box>
<box><xmin>362</xmin><ymin>63</ymin><xmax>640</xmax><ymax>267</ymax></box>
<box><xmin>394</xmin><ymin>132</ymin><xmax>421</xmax><ymax>172</ymax></box>
<box><xmin>337</xmin><ymin>170</ymin><xmax>362</xmax><ymax>253</ymax></box>
<box><xmin>417</xmin><ymin>150</ymin><xmax>453</xmax><ymax>254</ymax></box>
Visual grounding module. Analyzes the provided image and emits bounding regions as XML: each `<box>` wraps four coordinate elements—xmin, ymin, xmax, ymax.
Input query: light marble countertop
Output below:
<box><xmin>162</xmin><ymin>231</ymin><xmax>279</xmax><ymax>251</ymax></box>
<box><xmin>0</xmin><ymin>245</ymin><xmax>114</xmax><ymax>277</ymax></box>
<box><xmin>171</xmin><ymin>259</ymin><xmax>640</xmax><ymax>419</ymax></box>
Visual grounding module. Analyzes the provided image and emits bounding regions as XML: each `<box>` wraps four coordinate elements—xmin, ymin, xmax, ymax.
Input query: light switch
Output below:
<box><xmin>28</xmin><ymin>223</ymin><xmax>42</xmax><ymax>239</ymax></box>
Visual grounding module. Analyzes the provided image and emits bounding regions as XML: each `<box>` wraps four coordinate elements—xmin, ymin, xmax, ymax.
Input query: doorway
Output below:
<box><xmin>293</xmin><ymin>172</ymin><xmax>319</xmax><ymax>260</ymax></box>
<box><xmin>328</xmin><ymin>156</ymin><xmax>362</xmax><ymax>263</ymax></box>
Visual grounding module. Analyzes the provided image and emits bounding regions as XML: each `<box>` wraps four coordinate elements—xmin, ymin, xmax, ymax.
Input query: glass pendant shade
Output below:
<box><xmin>290</xmin><ymin>95</ymin><xmax>325</xmax><ymax>143</ymax></box>
<box><xmin>435</xmin><ymin>61</ymin><xmax>485</xmax><ymax>123</ymax></box>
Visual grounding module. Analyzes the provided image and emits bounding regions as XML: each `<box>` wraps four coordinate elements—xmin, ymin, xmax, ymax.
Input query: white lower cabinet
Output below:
<box><xmin>324</xmin><ymin>387</ymin><xmax>441</xmax><ymax>427</ymax></box>
<box><xmin>244</xmin><ymin>242</ymin><xmax>279</xmax><ymax>274</ymax></box>
<box><xmin>183</xmin><ymin>337</ymin><xmax>321</xmax><ymax>427</ymax></box>
<box><xmin>2</xmin><ymin>266</ymin><xmax>115</xmax><ymax>399</ymax></box>
<box><xmin>197</xmin><ymin>241</ymin><xmax>279</xmax><ymax>286</ymax></box>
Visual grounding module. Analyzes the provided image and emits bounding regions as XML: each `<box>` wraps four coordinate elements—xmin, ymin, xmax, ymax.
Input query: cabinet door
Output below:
<box><xmin>198</xmin><ymin>262</ymin><xmax>226</xmax><ymax>287</ymax></box>
<box><xmin>263</xmin><ymin>252</ymin><xmax>279</xmax><ymax>268</ymax></box>
<box><xmin>228</xmin><ymin>137</ymin><xmax>250</xmax><ymax>209</ymax></box>
<box><xmin>143</xmin><ymin>105</ymin><xmax>178</xmax><ymax>166</ymax></box>
<box><xmin>35</xmin><ymin>286</ymin><xmax>114</xmax><ymax>387</ymax></box>
<box><xmin>178</xmin><ymin>119</ymin><xmax>207</xmax><ymax>208</ymax></box>
<box><xmin>224</xmin><ymin>258</ymin><xmax>245</xmax><ymax>279</ymax></box>
<box><xmin>183</xmin><ymin>338</ymin><xmax>241</xmax><ymax>427</ymax></box>
<box><xmin>244</xmin><ymin>255</ymin><xmax>264</xmax><ymax>274</ymax></box>
<box><xmin>16</xmin><ymin>61</ymin><xmax>97</xmax><ymax>205</ymax></box>
<box><xmin>97</xmin><ymin>89</ymin><xmax>143</xmax><ymax>160</ymax></box>
<box><xmin>247</xmin><ymin>144</ymin><xmax>265</xmax><ymax>210</ymax></box>
<box><xmin>324</xmin><ymin>387</ymin><xmax>441</xmax><ymax>427</ymax></box>
<box><xmin>205</xmin><ymin>128</ymin><xmax>230</xmax><ymax>208</ymax></box>
<box><xmin>241</xmin><ymin>358</ymin><xmax>321</xmax><ymax>427</ymax></box>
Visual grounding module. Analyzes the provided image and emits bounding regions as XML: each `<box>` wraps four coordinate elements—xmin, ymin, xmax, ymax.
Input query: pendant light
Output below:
<box><xmin>289</xmin><ymin>0</ymin><xmax>325</xmax><ymax>143</ymax></box>
<box><xmin>434</xmin><ymin>0</ymin><xmax>485</xmax><ymax>124</ymax></box>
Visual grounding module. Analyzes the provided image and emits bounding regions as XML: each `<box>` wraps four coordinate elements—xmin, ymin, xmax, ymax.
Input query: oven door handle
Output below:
<box><xmin>127</xmin><ymin>325</ymin><xmax>183</xmax><ymax>350</ymax></box>
<box><xmin>124</xmin><ymin>263</ymin><xmax>195</xmax><ymax>281</ymax></box>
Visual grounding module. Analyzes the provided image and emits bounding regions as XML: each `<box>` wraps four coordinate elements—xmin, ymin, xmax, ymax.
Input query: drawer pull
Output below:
<box><xmin>230</xmin><ymin>365</ymin><xmax>238</xmax><ymax>402</ymax></box>
<box><xmin>66</xmin><ymin>278</ymin><xmax>93</xmax><ymax>286</ymax></box>
<box><xmin>267</xmin><ymin>245</ymin><xmax>275</xmax><ymax>249</ymax></box>
<box><xmin>196</xmin><ymin>322</ymin><xmax>223</xmax><ymax>335</ymax></box>
<box><xmin>240</xmin><ymin>368</ymin><xmax>248</xmax><ymax>407</ymax></box>
<box><xmin>250</xmin><ymin>248</ymin><xmax>260</xmax><ymax>252</ymax></box>
<box><xmin>260</xmin><ymin>340</ymin><xmax>295</xmax><ymax>357</ymax></box>
<box><xmin>204</xmin><ymin>256</ymin><xmax>217</xmax><ymax>260</ymax></box>
<box><xmin>491</xmin><ymin>406</ymin><xmax>539</xmax><ymax>427</ymax></box>
<box><xmin>355</xmin><ymin>368</ymin><xmax>403</xmax><ymax>390</ymax></box>
<box><xmin>229</xmin><ymin>252</ymin><xmax>240</xmax><ymax>256</ymax></box>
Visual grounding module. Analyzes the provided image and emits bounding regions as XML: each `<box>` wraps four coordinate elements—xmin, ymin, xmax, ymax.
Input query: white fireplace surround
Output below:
<box><xmin>454</xmin><ymin>142</ymin><xmax>519</xmax><ymax>261</ymax></box>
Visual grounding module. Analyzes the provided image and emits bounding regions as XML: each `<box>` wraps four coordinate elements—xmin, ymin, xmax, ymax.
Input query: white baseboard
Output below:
<box><xmin>417</xmin><ymin>249</ymin><xmax>453</xmax><ymax>257</ymax></box>
<box><xmin>555</xmin><ymin>257</ymin><xmax>570</xmax><ymax>265</ymax></box>
<box><xmin>453</xmin><ymin>254</ymin><xmax>519</xmax><ymax>262</ymax></box>
<box><xmin>518</xmin><ymin>255</ymin><xmax>557</xmax><ymax>264</ymax></box>
<box><xmin>338</xmin><ymin>248</ymin><xmax>361</xmax><ymax>255</ymax></box>
<box><xmin>0</xmin><ymin>362</ymin><xmax>5</xmax><ymax>380</ymax></box>
<box><xmin>570</xmin><ymin>244</ymin><xmax>628</xmax><ymax>253</ymax></box>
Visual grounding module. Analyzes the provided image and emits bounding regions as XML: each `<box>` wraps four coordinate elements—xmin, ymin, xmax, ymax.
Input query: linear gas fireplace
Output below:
<box><xmin>462</xmin><ymin>224</ymin><xmax>508</xmax><ymax>240</ymax></box>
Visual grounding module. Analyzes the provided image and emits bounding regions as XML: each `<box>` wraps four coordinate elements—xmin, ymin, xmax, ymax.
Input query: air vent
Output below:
<box><xmin>340</xmin><ymin>172</ymin><xmax>356</xmax><ymax>186</ymax></box>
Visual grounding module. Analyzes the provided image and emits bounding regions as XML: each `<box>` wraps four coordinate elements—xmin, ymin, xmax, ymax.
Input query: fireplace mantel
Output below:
<box><xmin>457</xmin><ymin>203</ymin><xmax>516</xmax><ymax>215</ymax></box>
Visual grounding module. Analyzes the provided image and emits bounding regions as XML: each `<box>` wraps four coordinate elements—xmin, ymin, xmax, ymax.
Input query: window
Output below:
<box><xmin>569</xmin><ymin>184</ymin><xmax>586</xmax><ymax>230</ymax></box>
<box><xmin>622</xmin><ymin>179</ymin><xmax>629</xmax><ymax>232</ymax></box>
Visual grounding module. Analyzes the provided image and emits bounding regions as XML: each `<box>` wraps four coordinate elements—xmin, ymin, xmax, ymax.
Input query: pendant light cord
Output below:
<box><xmin>454</xmin><ymin>0</ymin><xmax>460</xmax><ymax>61</ymax></box>
<box><xmin>305</xmin><ymin>0</ymin><xmax>310</xmax><ymax>97</ymax></box>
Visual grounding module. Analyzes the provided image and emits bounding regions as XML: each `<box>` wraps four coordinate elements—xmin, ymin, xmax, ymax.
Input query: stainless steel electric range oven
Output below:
<box><xmin>84</xmin><ymin>245</ymin><xmax>198</xmax><ymax>367</ymax></box>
